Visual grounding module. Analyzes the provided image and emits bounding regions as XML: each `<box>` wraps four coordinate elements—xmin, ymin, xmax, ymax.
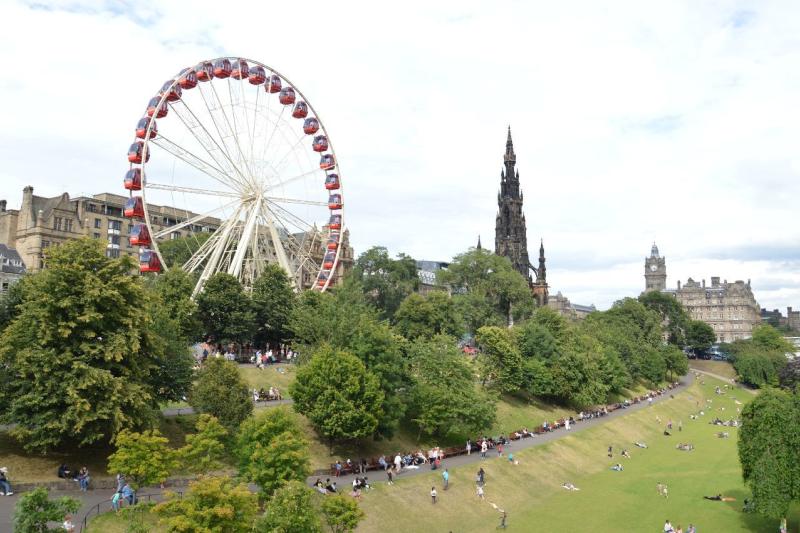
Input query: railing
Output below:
<box><xmin>79</xmin><ymin>490</ymin><xmax>183</xmax><ymax>532</ymax></box>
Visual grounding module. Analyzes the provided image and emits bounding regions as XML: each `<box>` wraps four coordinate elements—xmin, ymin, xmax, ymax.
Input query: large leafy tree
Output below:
<box><xmin>147</xmin><ymin>267</ymin><xmax>201</xmax><ymax>342</ymax></box>
<box><xmin>107</xmin><ymin>429</ymin><xmax>179</xmax><ymax>489</ymax></box>
<box><xmin>13</xmin><ymin>487</ymin><xmax>80</xmax><ymax>533</ymax></box>
<box><xmin>157</xmin><ymin>232</ymin><xmax>212</xmax><ymax>269</ymax></box>
<box><xmin>255</xmin><ymin>480</ymin><xmax>322</xmax><ymax>533</ymax></box>
<box><xmin>476</xmin><ymin>326</ymin><xmax>524</xmax><ymax>393</ymax></box>
<box><xmin>0</xmin><ymin>239</ymin><xmax>171</xmax><ymax>452</ymax></box>
<box><xmin>195</xmin><ymin>273</ymin><xmax>255</xmax><ymax>345</ymax></box>
<box><xmin>393</xmin><ymin>291</ymin><xmax>462</xmax><ymax>340</ymax></box>
<box><xmin>438</xmin><ymin>249</ymin><xmax>534</xmax><ymax>333</ymax></box>
<box><xmin>154</xmin><ymin>476</ymin><xmax>258</xmax><ymax>533</ymax></box>
<box><xmin>686</xmin><ymin>320</ymin><xmax>716</xmax><ymax>353</ymax></box>
<box><xmin>321</xmin><ymin>494</ymin><xmax>365</xmax><ymax>533</ymax></box>
<box><xmin>251</xmin><ymin>264</ymin><xmax>295</xmax><ymax>349</ymax></box>
<box><xmin>751</xmin><ymin>324</ymin><xmax>795</xmax><ymax>353</ymax></box>
<box><xmin>180</xmin><ymin>414</ymin><xmax>228</xmax><ymax>474</ymax></box>
<box><xmin>406</xmin><ymin>336</ymin><xmax>495</xmax><ymax>439</ymax></box>
<box><xmin>190</xmin><ymin>358</ymin><xmax>253</xmax><ymax>430</ymax></box>
<box><xmin>351</xmin><ymin>246</ymin><xmax>419</xmax><ymax>319</ymax></box>
<box><xmin>236</xmin><ymin>408</ymin><xmax>311</xmax><ymax>500</ymax></box>
<box><xmin>738</xmin><ymin>389</ymin><xmax>800</xmax><ymax>518</ymax></box>
<box><xmin>638</xmin><ymin>291</ymin><xmax>689</xmax><ymax>345</ymax></box>
<box><xmin>290</xmin><ymin>346</ymin><xmax>384</xmax><ymax>448</ymax></box>
<box><xmin>0</xmin><ymin>276</ymin><xmax>25</xmax><ymax>334</ymax></box>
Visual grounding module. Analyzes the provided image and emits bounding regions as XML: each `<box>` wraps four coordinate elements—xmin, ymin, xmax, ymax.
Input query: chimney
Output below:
<box><xmin>711</xmin><ymin>276</ymin><xmax>720</xmax><ymax>287</ymax></box>
<box><xmin>702</xmin><ymin>279</ymin><xmax>706</xmax><ymax>288</ymax></box>
<box><xmin>0</xmin><ymin>200</ymin><xmax>5</xmax><ymax>212</ymax></box>
<box><xmin>677</xmin><ymin>280</ymin><xmax>681</xmax><ymax>289</ymax></box>
<box><xmin>20</xmin><ymin>185</ymin><xmax>35</xmax><ymax>229</ymax></box>
<box><xmin>789</xmin><ymin>306</ymin><xmax>794</xmax><ymax>315</ymax></box>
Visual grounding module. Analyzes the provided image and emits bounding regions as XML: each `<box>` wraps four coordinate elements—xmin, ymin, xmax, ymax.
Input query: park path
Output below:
<box><xmin>0</xmin><ymin>375</ymin><xmax>692</xmax><ymax>532</ymax></box>
<box><xmin>690</xmin><ymin>367</ymin><xmax>756</xmax><ymax>395</ymax></box>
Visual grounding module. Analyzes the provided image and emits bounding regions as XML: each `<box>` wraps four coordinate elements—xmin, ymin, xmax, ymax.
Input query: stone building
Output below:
<box><xmin>644</xmin><ymin>244</ymin><xmax>762</xmax><ymax>343</ymax></box>
<box><xmin>0</xmin><ymin>243</ymin><xmax>25</xmax><ymax>293</ymax></box>
<box><xmin>494</xmin><ymin>128</ymin><xmax>548</xmax><ymax>305</ymax></box>
<box><xmin>761</xmin><ymin>306</ymin><xmax>800</xmax><ymax>332</ymax></box>
<box><xmin>548</xmin><ymin>291</ymin><xmax>597</xmax><ymax>320</ymax></box>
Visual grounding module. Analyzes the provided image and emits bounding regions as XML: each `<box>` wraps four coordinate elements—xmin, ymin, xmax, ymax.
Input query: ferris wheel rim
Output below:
<box><xmin>130</xmin><ymin>56</ymin><xmax>344</xmax><ymax>295</ymax></box>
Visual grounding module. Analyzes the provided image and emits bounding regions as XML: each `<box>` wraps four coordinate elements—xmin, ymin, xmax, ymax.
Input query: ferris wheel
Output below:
<box><xmin>123</xmin><ymin>57</ymin><xmax>343</xmax><ymax>296</ymax></box>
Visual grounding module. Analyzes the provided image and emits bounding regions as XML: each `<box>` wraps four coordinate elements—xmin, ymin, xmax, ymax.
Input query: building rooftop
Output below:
<box><xmin>0</xmin><ymin>243</ymin><xmax>26</xmax><ymax>275</ymax></box>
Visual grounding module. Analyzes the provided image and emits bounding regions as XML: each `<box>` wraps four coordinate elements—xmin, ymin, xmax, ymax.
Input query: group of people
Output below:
<box><xmin>110</xmin><ymin>474</ymin><xmax>137</xmax><ymax>512</ymax></box>
<box><xmin>57</xmin><ymin>464</ymin><xmax>91</xmax><ymax>491</ymax></box>
<box><xmin>252</xmin><ymin>346</ymin><xmax>297</xmax><ymax>368</ymax></box>
<box><xmin>664</xmin><ymin>520</ymin><xmax>696</xmax><ymax>533</ymax></box>
<box><xmin>252</xmin><ymin>387</ymin><xmax>282</xmax><ymax>402</ymax></box>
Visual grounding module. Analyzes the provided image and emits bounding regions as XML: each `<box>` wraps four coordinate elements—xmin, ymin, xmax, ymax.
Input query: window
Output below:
<box><xmin>87</xmin><ymin>203</ymin><xmax>97</xmax><ymax>213</ymax></box>
<box><xmin>170</xmin><ymin>231</ymin><xmax>181</xmax><ymax>240</ymax></box>
<box><xmin>108</xmin><ymin>219</ymin><xmax>122</xmax><ymax>231</ymax></box>
<box><xmin>65</xmin><ymin>219</ymin><xmax>73</xmax><ymax>232</ymax></box>
<box><xmin>1</xmin><ymin>282</ymin><xmax>8</xmax><ymax>292</ymax></box>
<box><xmin>106</xmin><ymin>249</ymin><xmax>120</xmax><ymax>258</ymax></box>
<box><xmin>128</xmin><ymin>224</ymin><xmax>134</xmax><ymax>234</ymax></box>
<box><xmin>53</xmin><ymin>217</ymin><xmax>62</xmax><ymax>231</ymax></box>
<box><xmin>94</xmin><ymin>218</ymin><xmax>101</xmax><ymax>228</ymax></box>
<box><xmin>108</xmin><ymin>235</ymin><xmax>120</xmax><ymax>246</ymax></box>
<box><xmin>42</xmin><ymin>240</ymin><xmax>50</xmax><ymax>248</ymax></box>
<box><xmin>93</xmin><ymin>232</ymin><xmax>100</xmax><ymax>239</ymax></box>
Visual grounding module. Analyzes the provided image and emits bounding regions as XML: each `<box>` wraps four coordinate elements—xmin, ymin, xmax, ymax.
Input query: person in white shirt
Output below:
<box><xmin>63</xmin><ymin>514</ymin><xmax>76</xmax><ymax>532</ymax></box>
<box><xmin>664</xmin><ymin>519</ymin><xmax>674</xmax><ymax>532</ymax></box>
<box><xmin>394</xmin><ymin>453</ymin><xmax>402</xmax><ymax>473</ymax></box>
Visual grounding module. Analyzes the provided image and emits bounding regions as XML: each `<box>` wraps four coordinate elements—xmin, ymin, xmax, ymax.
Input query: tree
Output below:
<box><xmin>0</xmin><ymin>276</ymin><xmax>25</xmax><ymax>334</ymax></box>
<box><xmin>148</xmin><ymin>267</ymin><xmax>202</xmax><ymax>341</ymax></box>
<box><xmin>638</xmin><ymin>291</ymin><xmax>689</xmax><ymax>345</ymax></box>
<box><xmin>686</xmin><ymin>320</ymin><xmax>716</xmax><ymax>353</ymax></box>
<box><xmin>0</xmin><ymin>239</ymin><xmax>170</xmax><ymax>452</ymax></box>
<box><xmin>252</xmin><ymin>264</ymin><xmax>295</xmax><ymax>349</ymax></box>
<box><xmin>255</xmin><ymin>480</ymin><xmax>322</xmax><ymax>533</ymax></box>
<box><xmin>733</xmin><ymin>351</ymin><xmax>784</xmax><ymax>388</ymax></box>
<box><xmin>351</xmin><ymin>246</ymin><xmax>419</xmax><ymax>319</ymax></box>
<box><xmin>779</xmin><ymin>358</ymin><xmax>800</xmax><ymax>392</ymax></box>
<box><xmin>157</xmin><ymin>232</ymin><xmax>212</xmax><ymax>268</ymax></box>
<box><xmin>438</xmin><ymin>249</ymin><xmax>535</xmax><ymax>333</ymax></box>
<box><xmin>190</xmin><ymin>358</ymin><xmax>253</xmax><ymax>430</ymax></box>
<box><xmin>515</xmin><ymin>321</ymin><xmax>560</xmax><ymax>361</ymax></box>
<box><xmin>290</xmin><ymin>347</ymin><xmax>384</xmax><ymax>447</ymax></box>
<box><xmin>13</xmin><ymin>487</ymin><xmax>80</xmax><ymax>533</ymax></box>
<box><xmin>662</xmin><ymin>344</ymin><xmax>689</xmax><ymax>380</ymax></box>
<box><xmin>195</xmin><ymin>273</ymin><xmax>255</xmax><ymax>345</ymax></box>
<box><xmin>236</xmin><ymin>408</ymin><xmax>310</xmax><ymax>499</ymax></box>
<box><xmin>180</xmin><ymin>414</ymin><xmax>228</xmax><ymax>474</ymax></box>
<box><xmin>320</xmin><ymin>494</ymin><xmax>365</xmax><ymax>533</ymax></box>
<box><xmin>406</xmin><ymin>336</ymin><xmax>495</xmax><ymax>439</ymax></box>
<box><xmin>639</xmin><ymin>346</ymin><xmax>667</xmax><ymax>385</ymax></box>
<box><xmin>154</xmin><ymin>476</ymin><xmax>258</xmax><ymax>533</ymax></box>
<box><xmin>393</xmin><ymin>291</ymin><xmax>462</xmax><ymax>340</ymax></box>
<box><xmin>738</xmin><ymin>389</ymin><xmax>800</xmax><ymax>518</ymax></box>
<box><xmin>476</xmin><ymin>326</ymin><xmax>524</xmax><ymax>392</ymax></box>
<box><xmin>107</xmin><ymin>429</ymin><xmax>179</xmax><ymax>489</ymax></box>
<box><xmin>751</xmin><ymin>324</ymin><xmax>795</xmax><ymax>353</ymax></box>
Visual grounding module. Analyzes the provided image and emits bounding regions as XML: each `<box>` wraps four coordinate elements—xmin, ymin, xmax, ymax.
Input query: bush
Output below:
<box><xmin>13</xmin><ymin>487</ymin><xmax>80</xmax><ymax>533</ymax></box>
<box><xmin>154</xmin><ymin>476</ymin><xmax>258</xmax><ymax>532</ymax></box>
<box><xmin>190</xmin><ymin>358</ymin><xmax>253</xmax><ymax>430</ymax></box>
<box><xmin>180</xmin><ymin>414</ymin><xmax>228</xmax><ymax>474</ymax></box>
<box><xmin>107</xmin><ymin>429</ymin><xmax>179</xmax><ymax>489</ymax></box>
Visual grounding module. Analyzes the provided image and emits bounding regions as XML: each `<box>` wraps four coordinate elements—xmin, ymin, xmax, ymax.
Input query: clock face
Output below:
<box><xmin>650</xmin><ymin>264</ymin><xmax>658</xmax><ymax>272</ymax></box>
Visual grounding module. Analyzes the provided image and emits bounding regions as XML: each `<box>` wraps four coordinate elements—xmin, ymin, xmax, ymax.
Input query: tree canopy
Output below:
<box><xmin>252</xmin><ymin>264</ymin><xmax>295</xmax><ymax>349</ymax></box>
<box><xmin>190</xmin><ymin>358</ymin><xmax>253</xmax><ymax>430</ymax></box>
<box><xmin>154</xmin><ymin>476</ymin><xmax>259</xmax><ymax>532</ymax></box>
<box><xmin>13</xmin><ymin>487</ymin><xmax>80</xmax><ymax>533</ymax></box>
<box><xmin>638</xmin><ymin>290</ymin><xmax>689</xmax><ymax>345</ymax></box>
<box><xmin>393</xmin><ymin>291</ymin><xmax>462</xmax><ymax>340</ymax></box>
<box><xmin>107</xmin><ymin>429</ymin><xmax>178</xmax><ymax>489</ymax></box>
<box><xmin>157</xmin><ymin>232</ymin><xmax>212</xmax><ymax>269</ymax></box>
<box><xmin>686</xmin><ymin>320</ymin><xmax>716</xmax><ymax>353</ymax></box>
<box><xmin>351</xmin><ymin>246</ymin><xmax>419</xmax><ymax>319</ymax></box>
<box><xmin>195</xmin><ymin>272</ymin><xmax>255</xmax><ymax>345</ymax></box>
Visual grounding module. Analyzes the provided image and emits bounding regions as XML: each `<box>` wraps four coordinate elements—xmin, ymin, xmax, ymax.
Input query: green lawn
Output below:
<box><xmin>690</xmin><ymin>359</ymin><xmax>738</xmax><ymax>380</ymax></box>
<box><xmin>239</xmin><ymin>363</ymin><xmax>296</xmax><ymax>394</ymax></box>
<box><xmin>355</xmin><ymin>376</ymin><xmax>799</xmax><ymax>532</ymax></box>
<box><xmin>85</xmin><ymin>505</ymin><xmax>166</xmax><ymax>533</ymax></box>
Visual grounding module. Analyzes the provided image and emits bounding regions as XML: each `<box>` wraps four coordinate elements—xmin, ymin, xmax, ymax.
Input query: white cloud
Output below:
<box><xmin>1</xmin><ymin>0</ymin><xmax>798</xmax><ymax>311</ymax></box>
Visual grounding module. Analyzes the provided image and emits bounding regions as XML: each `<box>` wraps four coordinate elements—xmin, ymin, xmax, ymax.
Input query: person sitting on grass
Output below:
<box><xmin>656</xmin><ymin>482</ymin><xmax>669</xmax><ymax>498</ymax></box>
<box><xmin>716</xmin><ymin>431</ymin><xmax>729</xmax><ymax>438</ymax></box>
<box><xmin>621</xmin><ymin>449</ymin><xmax>631</xmax><ymax>459</ymax></box>
<box><xmin>561</xmin><ymin>482</ymin><xmax>580</xmax><ymax>491</ymax></box>
<box><xmin>634</xmin><ymin>441</ymin><xmax>648</xmax><ymax>449</ymax></box>
<box><xmin>610</xmin><ymin>463</ymin><xmax>624</xmax><ymax>471</ymax></box>
<box><xmin>676</xmin><ymin>443</ymin><xmax>694</xmax><ymax>451</ymax></box>
<box><xmin>704</xmin><ymin>494</ymin><xmax>736</xmax><ymax>502</ymax></box>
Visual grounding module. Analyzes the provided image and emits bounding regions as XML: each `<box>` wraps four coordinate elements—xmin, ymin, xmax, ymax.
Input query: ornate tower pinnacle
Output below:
<box><xmin>477</xmin><ymin>235</ymin><xmax>482</xmax><ymax>250</ymax></box>
<box><xmin>644</xmin><ymin>242</ymin><xmax>667</xmax><ymax>293</ymax></box>
<box><xmin>495</xmin><ymin>127</ymin><xmax>530</xmax><ymax>281</ymax></box>
<box><xmin>532</xmin><ymin>238</ymin><xmax>549</xmax><ymax>306</ymax></box>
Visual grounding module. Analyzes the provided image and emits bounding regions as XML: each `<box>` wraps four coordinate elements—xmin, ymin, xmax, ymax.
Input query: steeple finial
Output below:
<box><xmin>477</xmin><ymin>235</ymin><xmax>482</xmax><ymax>250</ymax></box>
<box><xmin>504</xmin><ymin>125</ymin><xmax>515</xmax><ymax>162</ymax></box>
<box><xmin>651</xmin><ymin>242</ymin><xmax>659</xmax><ymax>257</ymax></box>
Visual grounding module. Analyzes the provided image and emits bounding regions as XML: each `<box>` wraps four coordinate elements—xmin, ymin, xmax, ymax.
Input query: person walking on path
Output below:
<box><xmin>477</xmin><ymin>467</ymin><xmax>485</xmax><ymax>486</ymax></box>
<box><xmin>481</xmin><ymin>440</ymin><xmax>488</xmax><ymax>458</ymax></box>
<box><xmin>430</xmin><ymin>486</ymin><xmax>437</xmax><ymax>504</ymax></box>
<box><xmin>497</xmin><ymin>442</ymin><xmax>504</xmax><ymax>456</ymax></box>
<box><xmin>442</xmin><ymin>469</ymin><xmax>449</xmax><ymax>490</ymax></box>
<box><xmin>466</xmin><ymin>439</ymin><xmax>472</xmax><ymax>456</ymax></box>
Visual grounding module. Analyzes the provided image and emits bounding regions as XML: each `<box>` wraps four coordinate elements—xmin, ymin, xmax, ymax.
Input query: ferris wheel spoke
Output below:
<box><xmin>269</xmin><ymin>132</ymin><xmax>308</xmax><ymax>176</ymax></box>
<box><xmin>226</xmin><ymin>200</ymin><xmax>261</xmax><ymax>278</ymax></box>
<box><xmin>184</xmin><ymin>230</ymin><xmax>222</xmax><ymax>272</ymax></box>
<box><xmin>151</xmin><ymin>198</ymin><xmax>239</xmax><ymax>239</ymax></box>
<box><xmin>265</xmin><ymin>195</ymin><xmax>328</xmax><ymax>207</ymax></box>
<box><xmin>267</xmin><ymin>167</ymin><xmax>322</xmax><ymax>192</ymax></box>
<box><xmin>211</xmin><ymin>79</ymin><xmax>255</xmax><ymax>186</ymax></box>
<box><xmin>266</xmin><ymin>200</ymin><xmax>316</xmax><ymax>232</ymax></box>
<box><xmin>169</xmin><ymin>99</ymin><xmax>251</xmax><ymax>190</ymax></box>
<box><xmin>150</xmin><ymin>135</ymin><xmax>241</xmax><ymax>192</ymax></box>
<box><xmin>146</xmin><ymin>182</ymin><xmax>239</xmax><ymax>198</ymax></box>
<box><xmin>193</xmin><ymin>206</ymin><xmax>244</xmax><ymax>297</ymax></box>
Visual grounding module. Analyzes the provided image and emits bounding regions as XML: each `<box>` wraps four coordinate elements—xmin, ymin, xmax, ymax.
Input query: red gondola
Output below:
<box><xmin>317</xmin><ymin>271</ymin><xmax>330</xmax><ymax>287</ymax></box>
<box><xmin>324</xmin><ymin>174</ymin><xmax>340</xmax><ymax>190</ymax></box>
<box><xmin>312</xmin><ymin>135</ymin><xmax>328</xmax><ymax>152</ymax></box>
<box><xmin>124</xmin><ymin>168</ymin><xmax>142</xmax><ymax>191</ymax></box>
<box><xmin>279</xmin><ymin>87</ymin><xmax>296</xmax><ymax>105</ymax></box>
<box><xmin>249</xmin><ymin>65</ymin><xmax>266</xmax><ymax>85</ymax></box>
<box><xmin>320</xmin><ymin>153</ymin><xmax>335</xmax><ymax>170</ymax></box>
<box><xmin>127</xmin><ymin>142</ymin><xmax>150</xmax><ymax>164</ymax></box>
<box><xmin>328</xmin><ymin>214</ymin><xmax>341</xmax><ymax>230</ymax></box>
<box><xmin>195</xmin><ymin>62</ymin><xmax>214</xmax><ymax>82</ymax></box>
<box><xmin>160</xmin><ymin>80</ymin><xmax>182</xmax><ymax>102</ymax></box>
<box><xmin>292</xmin><ymin>101</ymin><xmax>308</xmax><ymax>118</ymax></box>
<box><xmin>213</xmin><ymin>58</ymin><xmax>232</xmax><ymax>78</ymax></box>
<box><xmin>328</xmin><ymin>194</ymin><xmax>342</xmax><ymax>210</ymax></box>
<box><xmin>326</xmin><ymin>233</ymin><xmax>340</xmax><ymax>250</ymax></box>
<box><xmin>323</xmin><ymin>251</ymin><xmax>336</xmax><ymax>269</ymax></box>
<box><xmin>303</xmin><ymin>117</ymin><xmax>319</xmax><ymax>135</ymax></box>
<box><xmin>146</xmin><ymin>96</ymin><xmax>168</xmax><ymax>118</ymax></box>
<box><xmin>136</xmin><ymin>116</ymin><xmax>157</xmax><ymax>139</ymax></box>
<box><xmin>231</xmin><ymin>59</ymin><xmax>249</xmax><ymax>80</ymax></box>
<box><xmin>139</xmin><ymin>250</ymin><xmax>161</xmax><ymax>273</ymax></box>
<box><xmin>124</xmin><ymin>196</ymin><xmax>145</xmax><ymax>218</ymax></box>
<box><xmin>129</xmin><ymin>223</ymin><xmax>152</xmax><ymax>246</ymax></box>
<box><xmin>266</xmin><ymin>74</ymin><xmax>281</xmax><ymax>93</ymax></box>
<box><xmin>178</xmin><ymin>69</ymin><xmax>198</xmax><ymax>89</ymax></box>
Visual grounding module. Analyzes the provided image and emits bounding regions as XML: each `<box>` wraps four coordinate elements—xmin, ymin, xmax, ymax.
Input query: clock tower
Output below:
<box><xmin>644</xmin><ymin>243</ymin><xmax>666</xmax><ymax>292</ymax></box>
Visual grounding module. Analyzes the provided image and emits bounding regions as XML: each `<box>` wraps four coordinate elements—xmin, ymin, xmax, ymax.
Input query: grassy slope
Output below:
<box><xmin>355</xmin><ymin>377</ymin><xmax>799</xmax><ymax>533</ymax></box>
<box><xmin>690</xmin><ymin>359</ymin><xmax>738</xmax><ymax>380</ymax></box>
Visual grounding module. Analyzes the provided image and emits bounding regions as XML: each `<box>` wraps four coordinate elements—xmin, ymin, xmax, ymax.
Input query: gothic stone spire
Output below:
<box><xmin>495</xmin><ymin>127</ymin><xmax>530</xmax><ymax>281</ymax></box>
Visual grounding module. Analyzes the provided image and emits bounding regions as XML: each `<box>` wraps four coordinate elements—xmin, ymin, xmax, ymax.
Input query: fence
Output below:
<box><xmin>79</xmin><ymin>490</ymin><xmax>183</xmax><ymax>532</ymax></box>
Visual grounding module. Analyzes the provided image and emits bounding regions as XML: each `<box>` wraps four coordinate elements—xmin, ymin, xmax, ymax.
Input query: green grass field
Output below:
<box><xmin>355</xmin><ymin>376</ymin><xmax>799</xmax><ymax>533</ymax></box>
<box><xmin>690</xmin><ymin>359</ymin><xmax>738</xmax><ymax>380</ymax></box>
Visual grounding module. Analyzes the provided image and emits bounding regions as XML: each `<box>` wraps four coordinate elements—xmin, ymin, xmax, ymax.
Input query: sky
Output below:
<box><xmin>0</xmin><ymin>0</ymin><xmax>798</xmax><ymax>310</ymax></box>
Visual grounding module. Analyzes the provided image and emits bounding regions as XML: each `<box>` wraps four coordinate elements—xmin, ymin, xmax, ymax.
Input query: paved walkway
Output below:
<box><xmin>0</xmin><ymin>376</ymin><xmax>690</xmax><ymax>532</ymax></box>
<box><xmin>303</xmin><ymin>376</ymin><xmax>690</xmax><ymax>490</ymax></box>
